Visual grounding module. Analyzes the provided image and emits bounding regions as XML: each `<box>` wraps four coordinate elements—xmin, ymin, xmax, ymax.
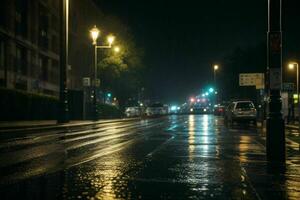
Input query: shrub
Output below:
<box><xmin>97</xmin><ymin>103</ymin><xmax>123</xmax><ymax>119</ymax></box>
<box><xmin>0</xmin><ymin>88</ymin><xmax>58</xmax><ymax>120</ymax></box>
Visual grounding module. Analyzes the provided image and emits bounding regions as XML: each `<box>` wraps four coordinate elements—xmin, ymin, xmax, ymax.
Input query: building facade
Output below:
<box><xmin>0</xmin><ymin>0</ymin><xmax>103</xmax><ymax>97</ymax></box>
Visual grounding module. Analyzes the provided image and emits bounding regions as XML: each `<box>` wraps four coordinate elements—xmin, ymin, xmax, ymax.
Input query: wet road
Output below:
<box><xmin>1</xmin><ymin>115</ymin><xmax>300</xmax><ymax>199</ymax></box>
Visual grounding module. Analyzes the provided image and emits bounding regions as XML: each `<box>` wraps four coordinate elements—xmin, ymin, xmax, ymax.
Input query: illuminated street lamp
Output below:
<box><xmin>288</xmin><ymin>62</ymin><xmax>299</xmax><ymax>130</ymax></box>
<box><xmin>107</xmin><ymin>35</ymin><xmax>115</xmax><ymax>46</ymax></box>
<box><xmin>114</xmin><ymin>46</ymin><xmax>120</xmax><ymax>53</ymax></box>
<box><xmin>214</xmin><ymin>65</ymin><xmax>219</xmax><ymax>71</ymax></box>
<box><xmin>89</xmin><ymin>25</ymin><xmax>117</xmax><ymax>120</ymax></box>
<box><xmin>213</xmin><ymin>64</ymin><xmax>219</xmax><ymax>87</ymax></box>
<box><xmin>213</xmin><ymin>64</ymin><xmax>219</xmax><ymax>104</ymax></box>
<box><xmin>90</xmin><ymin>26</ymin><xmax>100</xmax><ymax>45</ymax></box>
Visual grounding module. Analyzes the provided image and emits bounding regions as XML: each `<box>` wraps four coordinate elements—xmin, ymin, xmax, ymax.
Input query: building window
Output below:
<box><xmin>15</xmin><ymin>45</ymin><xmax>27</xmax><ymax>76</ymax></box>
<box><xmin>15</xmin><ymin>0</ymin><xmax>28</xmax><ymax>37</ymax></box>
<box><xmin>39</xmin><ymin>55</ymin><xmax>48</xmax><ymax>81</ymax></box>
<box><xmin>51</xmin><ymin>15</ymin><xmax>59</xmax><ymax>32</ymax></box>
<box><xmin>0</xmin><ymin>1</ymin><xmax>7</xmax><ymax>28</ymax></box>
<box><xmin>51</xmin><ymin>60</ymin><xmax>59</xmax><ymax>83</ymax></box>
<box><xmin>51</xmin><ymin>34</ymin><xmax>59</xmax><ymax>53</ymax></box>
<box><xmin>38</xmin><ymin>4</ymin><xmax>49</xmax><ymax>49</ymax></box>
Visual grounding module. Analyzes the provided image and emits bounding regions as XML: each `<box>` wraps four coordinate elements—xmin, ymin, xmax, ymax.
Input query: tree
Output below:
<box><xmin>96</xmin><ymin>15</ymin><xmax>146</xmax><ymax>108</ymax></box>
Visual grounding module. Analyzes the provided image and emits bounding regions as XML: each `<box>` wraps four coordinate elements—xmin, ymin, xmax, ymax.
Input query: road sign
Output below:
<box><xmin>239</xmin><ymin>73</ymin><xmax>264</xmax><ymax>89</ymax></box>
<box><xmin>82</xmin><ymin>77</ymin><xmax>90</xmax><ymax>86</ymax></box>
<box><xmin>282</xmin><ymin>82</ymin><xmax>294</xmax><ymax>91</ymax></box>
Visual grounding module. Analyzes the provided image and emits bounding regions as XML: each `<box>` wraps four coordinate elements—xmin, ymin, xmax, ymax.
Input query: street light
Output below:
<box><xmin>114</xmin><ymin>46</ymin><xmax>120</xmax><ymax>53</ymax></box>
<box><xmin>214</xmin><ymin>65</ymin><xmax>219</xmax><ymax>71</ymax></box>
<box><xmin>89</xmin><ymin>25</ymin><xmax>117</xmax><ymax>120</ymax></box>
<box><xmin>213</xmin><ymin>64</ymin><xmax>219</xmax><ymax>86</ymax></box>
<box><xmin>213</xmin><ymin>64</ymin><xmax>219</xmax><ymax>104</ymax></box>
<box><xmin>107</xmin><ymin>35</ymin><xmax>115</xmax><ymax>46</ymax></box>
<box><xmin>58</xmin><ymin>0</ymin><xmax>69</xmax><ymax>123</ymax></box>
<box><xmin>288</xmin><ymin>62</ymin><xmax>299</xmax><ymax>129</ymax></box>
<box><xmin>90</xmin><ymin>26</ymin><xmax>100</xmax><ymax>45</ymax></box>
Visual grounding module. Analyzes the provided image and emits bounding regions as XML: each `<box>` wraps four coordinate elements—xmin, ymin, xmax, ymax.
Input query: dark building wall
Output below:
<box><xmin>0</xmin><ymin>0</ymin><xmax>60</xmax><ymax>96</ymax></box>
<box><xmin>0</xmin><ymin>0</ymin><xmax>105</xmax><ymax>96</ymax></box>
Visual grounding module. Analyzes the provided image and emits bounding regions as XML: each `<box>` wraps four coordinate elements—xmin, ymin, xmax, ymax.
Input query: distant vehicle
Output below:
<box><xmin>125</xmin><ymin>107</ymin><xmax>141</xmax><ymax>117</ymax></box>
<box><xmin>190</xmin><ymin>106</ymin><xmax>212</xmax><ymax>114</ymax></box>
<box><xmin>214</xmin><ymin>105</ymin><xmax>225</xmax><ymax>116</ymax></box>
<box><xmin>224</xmin><ymin>100</ymin><xmax>257</xmax><ymax>125</ymax></box>
<box><xmin>146</xmin><ymin>103</ymin><xmax>165</xmax><ymax>116</ymax></box>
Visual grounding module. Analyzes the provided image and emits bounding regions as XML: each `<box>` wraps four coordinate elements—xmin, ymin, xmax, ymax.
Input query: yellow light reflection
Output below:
<box><xmin>238</xmin><ymin>135</ymin><xmax>252</xmax><ymax>162</ymax></box>
<box><xmin>188</xmin><ymin>115</ymin><xmax>195</xmax><ymax>159</ymax></box>
<box><xmin>202</xmin><ymin>115</ymin><xmax>209</xmax><ymax>153</ymax></box>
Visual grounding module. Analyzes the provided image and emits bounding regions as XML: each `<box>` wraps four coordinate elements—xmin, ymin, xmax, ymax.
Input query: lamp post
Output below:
<box><xmin>58</xmin><ymin>0</ymin><xmax>69</xmax><ymax>123</ymax></box>
<box><xmin>90</xmin><ymin>26</ymin><xmax>119</xmax><ymax>120</ymax></box>
<box><xmin>266</xmin><ymin>0</ymin><xmax>285</xmax><ymax>165</ymax></box>
<box><xmin>288</xmin><ymin>62</ymin><xmax>299</xmax><ymax>129</ymax></box>
<box><xmin>213</xmin><ymin>64</ymin><xmax>219</xmax><ymax>104</ymax></box>
<box><xmin>213</xmin><ymin>64</ymin><xmax>219</xmax><ymax>87</ymax></box>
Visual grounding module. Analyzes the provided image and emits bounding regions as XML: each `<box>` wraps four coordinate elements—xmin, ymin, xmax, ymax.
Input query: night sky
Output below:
<box><xmin>96</xmin><ymin>0</ymin><xmax>299</xmax><ymax>103</ymax></box>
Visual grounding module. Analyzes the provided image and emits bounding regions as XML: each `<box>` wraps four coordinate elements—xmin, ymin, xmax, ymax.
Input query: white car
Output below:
<box><xmin>125</xmin><ymin>107</ymin><xmax>141</xmax><ymax>117</ymax></box>
<box><xmin>146</xmin><ymin>103</ymin><xmax>165</xmax><ymax>116</ymax></box>
<box><xmin>224</xmin><ymin>100</ymin><xmax>257</xmax><ymax>125</ymax></box>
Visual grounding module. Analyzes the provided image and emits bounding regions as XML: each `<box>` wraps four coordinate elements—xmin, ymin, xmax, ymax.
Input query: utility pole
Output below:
<box><xmin>58</xmin><ymin>0</ymin><xmax>69</xmax><ymax>123</ymax></box>
<box><xmin>266</xmin><ymin>0</ymin><xmax>285</xmax><ymax>165</ymax></box>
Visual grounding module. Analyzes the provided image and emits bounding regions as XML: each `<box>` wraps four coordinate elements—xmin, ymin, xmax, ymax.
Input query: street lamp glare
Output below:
<box><xmin>214</xmin><ymin>65</ymin><xmax>219</xmax><ymax>70</ymax></box>
<box><xmin>90</xmin><ymin>25</ymin><xmax>100</xmax><ymax>45</ymax></box>
<box><xmin>107</xmin><ymin>35</ymin><xmax>115</xmax><ymax>46</ymax></box>
<box><xmin>288</xmin><ymin>63</ymin><xmax>295</xmax><ymax>70</ymax></box>
<box><xmin>114</xmin><ymin>46</ymin><xmax>120</xmax><ymax>53</ymax></box>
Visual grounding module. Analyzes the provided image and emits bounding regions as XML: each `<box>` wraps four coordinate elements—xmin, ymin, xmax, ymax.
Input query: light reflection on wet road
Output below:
<box><xmin>1</xmin><ymin>115</ymin><xmax>300</xmax><ymax>199</ymax></box>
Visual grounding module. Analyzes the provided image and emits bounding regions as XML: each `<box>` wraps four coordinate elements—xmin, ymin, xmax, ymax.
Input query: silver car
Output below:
<box><xmin>125</xmin><ymin>107</ymin><xmax>141</xmax><ymax>117</ymax></box>
<box><xmin>224</xmin><ymin>101</ymin><xmax>257</xmax><ymax>125</ymax></box>
<box><xmin>145</xmin><ymin>103</ymin><xmax>165</xmax><ymax>116</ymax></box>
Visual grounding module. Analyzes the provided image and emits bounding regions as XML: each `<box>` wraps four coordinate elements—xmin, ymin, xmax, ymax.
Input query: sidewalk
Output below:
<box><xmin>0</xmin><ymin>118</ymin><xmax>140</xmax><ymax>133</ymax></box>
<box><xmin>257</xmin><ymin>120</ymin><xmax>300</xmax><ymax>145</ymax></box>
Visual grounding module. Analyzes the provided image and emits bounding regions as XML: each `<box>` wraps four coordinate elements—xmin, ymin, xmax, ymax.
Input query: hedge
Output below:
<box><xmin>0</xmin><ymin>88</ymin><xmax>123</xmax><ymax>120</ymax></box>
<box><xmin>97</xmin><ymin>103</ymin><xmax>123</xmax><ymax>119</ymax></box>
<box><xmin>0</xmin><ymin>88</ymin><xmax>58</xmax><ymax>120</ymax></box>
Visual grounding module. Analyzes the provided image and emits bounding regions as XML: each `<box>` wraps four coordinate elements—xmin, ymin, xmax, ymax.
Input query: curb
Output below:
<box><xmin>286</xmin><ymin>124</ymin><xmax>298</xmax><ymax>129</ymax></box>
<box><xmin>0</xmin><ymin>117</ymin><xmax>141</xmax><ymax>133</ymax></box>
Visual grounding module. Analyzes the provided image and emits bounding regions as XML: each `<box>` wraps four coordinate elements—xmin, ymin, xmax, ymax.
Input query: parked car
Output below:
<box><xmin>224</xmin><ymin>101</ymin><xmax>257</xmax><ymax>125</ymax></box>
<box><xmin>145</xmin><ymin>103</ymin><xmax>165</xmax><ymax>116</ymax></box>
<box><xmin>125</xmin><ymin>106</ymin><xmax>141</xmax><ymax>117</ymax></box>
<box><xmin>214</xmin><ymin>105</ymin><xmax>225</xmax><ymax>116</ymax></box>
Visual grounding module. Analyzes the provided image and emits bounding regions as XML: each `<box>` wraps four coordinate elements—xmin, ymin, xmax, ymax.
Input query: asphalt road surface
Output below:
<box><xmin>1</xmin><ymin>115</ymin><xmax>300</xmax><ymax>199</ymax></box>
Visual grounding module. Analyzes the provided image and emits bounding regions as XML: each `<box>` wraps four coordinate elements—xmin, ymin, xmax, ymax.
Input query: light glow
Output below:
<box><xmin>107</xmin><ymin>35</ymin><xmax>115</xmax><ymax>45</ymax></box>
<box><xmin>90</xmin><ymin>25</ymin><xmax>100</xmax><ymax>45</ymax></box>
<box><xmin>114</xmin><ymin>46</ymin><xmax>120</xmax><ymax>53</ymax></box>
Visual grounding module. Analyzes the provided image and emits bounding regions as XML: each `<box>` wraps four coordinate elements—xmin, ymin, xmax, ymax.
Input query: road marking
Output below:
<box><xmin>146</xmin><ymin>136</ymin><xmax>175</xmax><ymax>158</ymax></box>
